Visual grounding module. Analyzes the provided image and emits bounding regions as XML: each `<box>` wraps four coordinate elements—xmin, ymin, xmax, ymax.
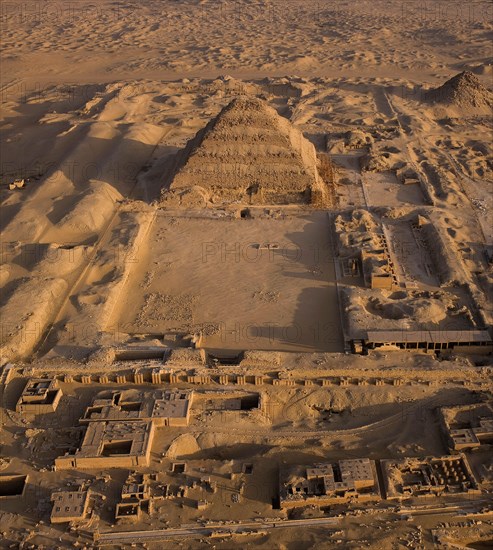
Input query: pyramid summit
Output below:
<box><xmin>425</xmin><ymin>71</ymin><xmax>493</xmax><ymax>110</ymax></box>
<box><xmin>162</xmin><ymin>97</ymin><xmax>329</xmax><ymax>206</ymax></box>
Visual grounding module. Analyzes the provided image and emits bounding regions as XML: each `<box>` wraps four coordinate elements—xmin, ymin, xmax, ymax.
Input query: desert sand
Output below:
<box><xmin>1</xmin><ymin>1</ymin><xmax>493</xmax><ymax>548</ymax></box>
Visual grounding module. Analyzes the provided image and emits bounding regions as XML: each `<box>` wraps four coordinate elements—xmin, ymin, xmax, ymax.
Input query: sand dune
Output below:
<box><xmin>1</xmin><ymin>2</ymin><xmax>493</xmax><ymax>548</ymax></box>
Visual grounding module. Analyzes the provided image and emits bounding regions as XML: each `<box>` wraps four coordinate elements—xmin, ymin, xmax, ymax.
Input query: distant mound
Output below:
<box><xmin>161</xmin><ymin>96</ymin><xmax>329</xmax><ymax>206</ymax></box>
<box><xmin>425</xmin><ymin>71</ymin><xmax>493</xmax><ymax>110</ymax></box>
<box><xmin>470</xmin><ymin>64</ymin><xmax>493</xmax><ymax>76</ymax></box>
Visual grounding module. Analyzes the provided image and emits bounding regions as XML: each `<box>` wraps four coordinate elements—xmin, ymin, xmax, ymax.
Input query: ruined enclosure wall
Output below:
<box><xmin>421</xmin><ymin>223</ymin><xmax>466</xmax><ymax>286</ymax></box>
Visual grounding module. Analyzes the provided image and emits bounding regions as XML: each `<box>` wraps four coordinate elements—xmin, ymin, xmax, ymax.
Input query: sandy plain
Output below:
<box><xmin>1</xmin><ymin>0</ymin><xmax>493</xmax><ymax>548</ymax></box>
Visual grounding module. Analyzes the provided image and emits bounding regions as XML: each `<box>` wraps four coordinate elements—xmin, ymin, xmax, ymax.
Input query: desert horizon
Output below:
<box><xmin>1</xmin><ymin>1</ymin><xmax>492</xmax><ymax>548</ymax></box>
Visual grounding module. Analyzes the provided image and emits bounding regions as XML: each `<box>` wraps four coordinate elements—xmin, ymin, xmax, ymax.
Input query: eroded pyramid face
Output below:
<box><xmin>163</xmin><ymin>97</ymin><xmax>326</xmax><ymax>206</ymax></box>
<box><xmin>425</xmin><ymin>71</ymin><xmax>493</xmax><ymax>110</ymax></box>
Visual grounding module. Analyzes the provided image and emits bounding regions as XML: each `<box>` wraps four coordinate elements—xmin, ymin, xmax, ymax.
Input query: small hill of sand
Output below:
<box><xmin>161</xmin><ymin>96</ymin><xmax>328</xmax><ymax>206</ymax></box>
<box><xmin>425</xmin><ymin>71</ymin><xmax>493</xmax><ymax>111</ymax></box>
<box><xmin>166</xmin><ymin>434</ymin><xmax>201</xmax><ymax>459</ymax></box>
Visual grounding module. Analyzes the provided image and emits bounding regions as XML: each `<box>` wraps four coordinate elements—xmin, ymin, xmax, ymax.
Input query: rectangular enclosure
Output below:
<box><xmin>102</xmin><ymin>441</ymin><xmax>133</xmax><ymax>456</ymax></box>
<box><xmin>108</xmin><ymin>211</ymin><xmax>344</xmax><ymax>353</ymax></box>
<box><xmin>0</xmin><ymin>475</ymin><xmax>27</xmax><ymax>497</ymax></box>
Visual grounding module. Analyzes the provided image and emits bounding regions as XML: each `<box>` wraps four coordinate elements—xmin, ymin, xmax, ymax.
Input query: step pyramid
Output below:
<box><xmin>162</xmin><ymin>97</ymin><xmax>328</xmax><ymax>206</ymax></box>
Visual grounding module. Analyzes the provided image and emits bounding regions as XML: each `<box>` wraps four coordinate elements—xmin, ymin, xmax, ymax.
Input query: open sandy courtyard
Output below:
<box><xmin>109</xmin><ymin>211</ymin><xmax>344</xmax><ymax>353</ymax></box>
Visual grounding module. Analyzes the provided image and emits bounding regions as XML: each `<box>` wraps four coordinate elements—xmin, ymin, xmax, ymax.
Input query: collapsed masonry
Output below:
<box><xmin>81</xmin><ymin>389</ymin><xmax>193</xmax><ymax>427</ymax></box>
<box><xmin>161</xmin><ymin>97</ymin><xmax>331</xmax><ymax>207</ymax></box>
<box><xmin>440</xmin><ymin>402</ymin><xmax>493</xmax><ymax>451</ymax></box>
<box><xmin>16</xmin><ymin>378</ymin><xmax>62</xmax><ymax>415</ymax></box>
<box><xmin>425</xmin><ymin>71</ymin><xmax>493</xmax><ymax>111</ymax></box>
<box><xmin>115</xmin><ymin>472</ymin><xmax>151</xmax><ymax>521</ymax></box>
<box><xmin>334</xmin><ymin>210</ymin><xmax>397</xmax><ymax>290</ymax></box>
<box><xmin>381</xmin><ymin>454</ymin><xmax>479</xmax><ymax>500</ymax></box>
<box><xmin>55</xmin><ymin>420</ymin><xmax>154</xmax><ymax>470</ymax></box>
<box><xmin>55</xmin><ymin>390</ymin><xmax>193</xmax><ymax>470</ymax></box>
<box><xmin>280</xmin><ymin>459</ymin><xmax>380</xmax><ymax>508</ymax></box>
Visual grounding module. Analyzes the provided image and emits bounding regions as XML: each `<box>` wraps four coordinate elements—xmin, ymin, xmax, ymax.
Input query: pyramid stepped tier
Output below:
<box><xmin>425</xmin><ymin>71</ymin><xmax>493</xmax><ymax>110</ymax></box>
<box><xmin>162</xmin><ymin>97</ymin><xmax>329</xmax><ymax>206</ymax></box>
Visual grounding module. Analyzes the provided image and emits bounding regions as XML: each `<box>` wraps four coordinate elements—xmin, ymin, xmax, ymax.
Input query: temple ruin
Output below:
<box><xmin>280</xmin><ymin>459</ymin><xmax>380</xmax><ymax>508</ymax></box>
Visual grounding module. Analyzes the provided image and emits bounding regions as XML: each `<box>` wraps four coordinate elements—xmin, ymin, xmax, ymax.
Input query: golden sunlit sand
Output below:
<box><xmin>1</xmin><ymin>1</ymin><xmax>492</xmax><ymax>548</ymax></box>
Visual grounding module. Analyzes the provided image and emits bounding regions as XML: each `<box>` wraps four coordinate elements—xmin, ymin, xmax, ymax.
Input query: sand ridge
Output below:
<box><xmin>1</xmin><ymin>3</ymin><xmax>493</xmax><ymax>547</ymax></box>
